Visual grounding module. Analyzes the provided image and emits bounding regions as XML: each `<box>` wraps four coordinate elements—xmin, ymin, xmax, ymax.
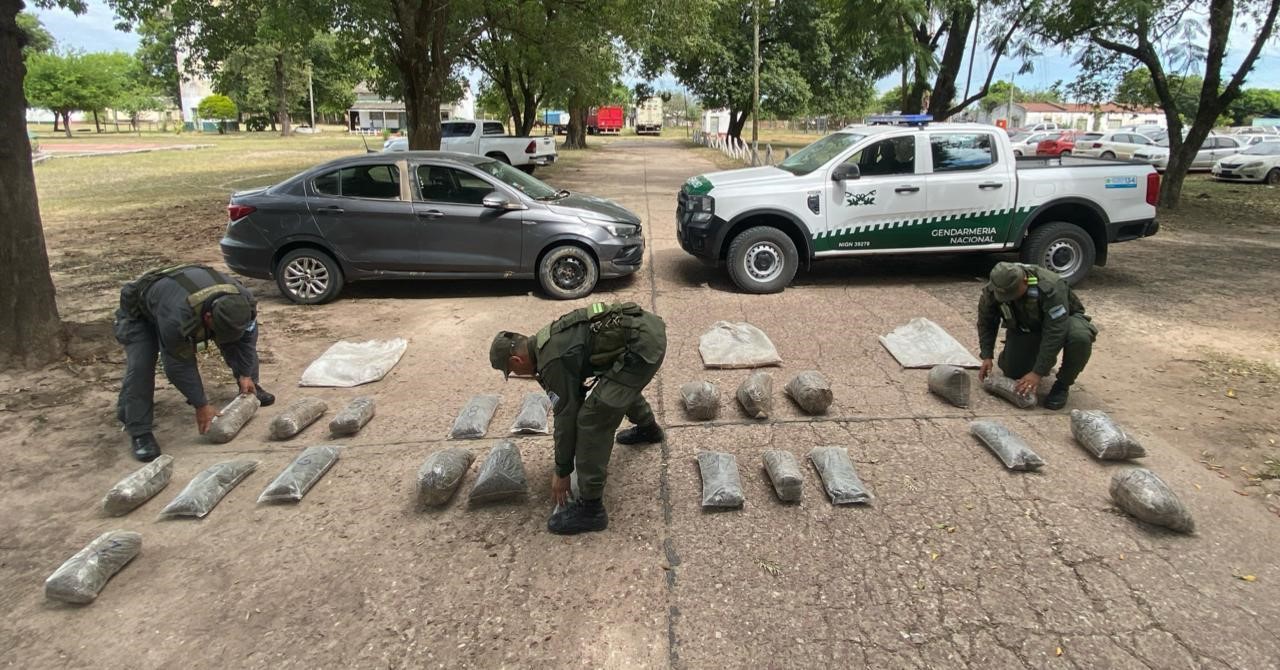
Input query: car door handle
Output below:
<box><xmin>417</xmin><ymin>209</ymin><xmax>444</xmax><ymax>220</ymax></box>
<box><xmin>894</xmin><ymin>185</ymin><xmax>920</xmax><ymax>194</ymax></box>
<box><xmin>315</xmin><ymin>205</ymin><xmax>344</xmax><ymax>215</ymax></box>
<box><xmin>978</xmin><ymin>182</ymin><xmax>1004</xmax><ymax>190</ymax></box>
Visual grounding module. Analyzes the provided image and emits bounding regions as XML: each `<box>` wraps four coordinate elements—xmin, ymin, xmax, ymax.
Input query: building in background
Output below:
<box><xmin>347</xmin><ymin>83</ymin><xmax>476</xmax><ymax>133</ymax></box>
<box><xmin>975</xmin><ymin>102</ymin><xmax>1163</xmax><ymax>131</ymax></box>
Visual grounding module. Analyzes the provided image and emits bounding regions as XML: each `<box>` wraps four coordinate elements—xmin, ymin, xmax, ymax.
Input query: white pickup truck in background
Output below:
<box><xmin>383</xmin><ymin>120</ymin><xmax>558</xmax><ymax>173</ymax></box>
<box><xmin>677</xmin><ymin>115</ymin><xmax>1161</xmax><ymax>293</ymax></box>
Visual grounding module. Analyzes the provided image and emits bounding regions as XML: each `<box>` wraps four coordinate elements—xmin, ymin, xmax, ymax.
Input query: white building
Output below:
<box><xmin>980</xmin><ymin>102</ymin><xmax>1164</xmax><ymax>132</ymax></box>
<box><xmin>347</xmin><ymin>83</ymin><xmax>476</xmax><ymax>133</ymax></box>
<box><xmin>701</xmin><ymin>108</ymin><xmax>733</xmax><ymax>137</ymax></box>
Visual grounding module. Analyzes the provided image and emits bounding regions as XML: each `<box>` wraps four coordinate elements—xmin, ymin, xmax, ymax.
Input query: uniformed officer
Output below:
<box><xmin>977</xmin><ymin>262</ymin><xmax>1097</xmax><ymax>410</ymax></box>
<box><xmin>114</xmin><ymin>264</ymin><xmax>274</xmax><ymax>462</ymax></box>
<box><xmin>490</xmin><ymin>302</ymin><xmax>667</xmax><ymax>535</ymax></box>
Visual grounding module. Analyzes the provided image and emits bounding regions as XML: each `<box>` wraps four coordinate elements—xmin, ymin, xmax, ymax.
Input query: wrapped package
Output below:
<box><xmin>736</xmin><ymin>371</ymin><xmax>773</xmax><ymax>419</ymax></box>
<box><xmin>982</xmin><ymin>375</ymin><xmax>1036</xmax><ymax>409</ymax></box>
<box><xmin>417</xmin><ymin>448</ymin><xmax>476</xmax><ymax>508</ymax></box>
<box><xmin>206</xmin><ymin>394</ymin><xmax>260</xmax><ymax>443</ymax></box>
<box><xmin>1110</xmin><ymin>468</ymin><xmax>1194</xmax><ymax>533</ymax></box>
<box><xmin>698</xmin><ymin>322</ymin><xmax>783</xmax><ymax>369</ymax></box>
<box><xmin>268</xmin><ymin>397</ymin><xmax>328</xmax><ymax>440</ymax></box>
<box><xmin>449</xmin><ymin>394</ymin><xmax>501</xmax><ymax>439</ymax></box>
<box><xmin>329</xmin><ymin>396</ymin><xmax>376</xmax><ymax>436</ymax></box>
<box><xmin>809</xmin><ymin>447</ymin><xmax>872</xmax><ymax>505</ymax></box>
<box><xmin>102</xmin><ymin>455</ymin><xmax>174</xmax><ymax>516</ymax></box>
<box><xmin>257</xmin><ymin>446</ymin><xmax>341</xmax><ymax>503</ymax></box>
<box><xmin>509</xmin><ymin>392</ymin><xmax>552</xmax><ymax>435</ymax></box>
<box><xmin>928</xmin><ymin>365</ymin><xmax>971</xmax><ymax>408</ymax></box>
<box><xmin>762</xmin><ymin>450</ymin><xmax>803</xmax><ymax>502</ymax></box>
<box><xmin>680</xmin><ymin>381</ymin><xmax>721</xmax><ymax>421</ymax></box>
<box><xmin>44</xmin><ymin>530</ymin><xmax>142</xmax><ymax>604</ymax></box>
<box><xmin>697</xmin><ymin>451</ymin><xmax>745</xmax><ymax>508</ymax></box>
<box><xmin>468</xmin><ymin>441</ymin><xmax>528</xmax><ymax>503</ymax></box>
<box><xmin>1071</xmin><ymin>410</ymin><xmax>1146</xmax><ymax>460</ymax></box>
<box><xmin>969</xmin><ymin>421</ymin><xmax>1046</xmax><ymax>471</ymax></box>
<box><xmin>159</xmin><ymin>460</ymin><xmax>258</xmax><ymax>518</ymax></box>
<box><xmin>785</xmin><ymin>371</ymin><xmax>833</xmax><ymax>415</ymax></box>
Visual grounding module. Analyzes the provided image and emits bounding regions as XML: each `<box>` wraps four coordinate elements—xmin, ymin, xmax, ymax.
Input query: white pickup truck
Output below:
<box><xmin>677</xmin><ymin>116</ymin><xmax>1160</xmax><ymax>293</ymax></box>
<box><xmin>383</xmin><ymin>120</ymin><xmax>557</xmax><ymax>173</ymax></box>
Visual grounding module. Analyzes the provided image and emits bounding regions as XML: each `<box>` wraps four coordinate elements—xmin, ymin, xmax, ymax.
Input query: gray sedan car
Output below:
<box><xmin>220</xmin><ymin>151</ymin><xmax>644</xmax><ymax>303</ymax></box>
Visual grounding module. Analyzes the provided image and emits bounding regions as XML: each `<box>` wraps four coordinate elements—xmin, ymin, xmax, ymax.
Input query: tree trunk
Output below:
<box><xmin>92</xmin><ymin>109</ymin><xmax>101</xmax><ymax>132</ymax></box>
<box><xmin>0</xmin><ymin>3</ymin><xmax>64</xmax><ymax>367</ymax></box>
<box><xmin>52</xmin><ymin>112</ymin><xmax>59</xmax><ymax>132</ymax></box>
<box><xmin>564</xmin><ymin>105</ymin><xmax>589</xmax><ymax>149</ymax></box>
<box><xmin>726</xmin><ymin>108</ymin><xmax>749</xmax><ymax>141</ymax></box>
<box><xmin>274</xmin><ymin>52</ymin><xmax>291</xmax><ymax>137</ymax></box>
<box><xmin>927</xmin><ymin>6</ymin><xmax>974</xmax><ymax>120</ymax></box>
<box><xmin>62</xmin><ymin>110</ymin><xmax>71</xmax><ymax>137</ymax></box>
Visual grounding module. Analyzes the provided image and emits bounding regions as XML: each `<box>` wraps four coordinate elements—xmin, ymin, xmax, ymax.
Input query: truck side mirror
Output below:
<box><xmin>832</xmin><ymin>164</ymin><xmax>861</xmax><ymax>181</ymax></box>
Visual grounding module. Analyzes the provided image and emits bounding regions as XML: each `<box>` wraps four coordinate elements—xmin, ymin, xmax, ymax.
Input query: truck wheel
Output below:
<box><xmin>538</xmin><ymin>245</ymin><xmax>598</xmax><ymax>300</ymax></box>
<box><xmin>485</xmin><ymin>152</ymin><xmax>511</xmax><ymax>165</ymax></box>
<box><xmin>1267</xmin><ymin>168</ymin><xmax>1280</xmax><ymax>185</ymax></box>
<box><xmin>1021</xmin><ymin>222</ymin><xmax>1096</xmax><ymax>286</ymax></box>
<box><xmin>276</xmin><ymin>247</ymin><xmax>344</xmax><ymax>304</ymax></box>
<box><xmin>726</xmin><ymin>226</ymin><xmax>799</xmax><ymax>294</ymax></box>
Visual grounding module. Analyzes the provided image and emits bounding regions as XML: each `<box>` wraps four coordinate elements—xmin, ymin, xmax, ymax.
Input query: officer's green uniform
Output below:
<box><xmin>527</xmin><ymin>302</ymin><xmax>666</xmax><ymax>500</ymax></box>
<box><xmin>114</xmin><ymin>264</ymin><xmax>260</xmax><ymax>437</ymax></box>
<box><xmin>977</xmin><ymin>263</ymin><xmax>1096</xmax><ymax>386</ymax></box>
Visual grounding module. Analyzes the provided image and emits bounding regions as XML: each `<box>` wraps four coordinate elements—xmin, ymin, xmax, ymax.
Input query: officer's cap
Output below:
<box><xmin>988</xmin><ymin>262</ymin><xmax>1027</xmax><ymax>302</ymax></box>
<box><xmin>210</xmin><ymin>295</ymin><xmax>254</xmax><ymax>344</ymax></box>
<box><xmin>489</xmin><ymin>331</ymin><xmax>526</xmax><ymax>380</ymax></box>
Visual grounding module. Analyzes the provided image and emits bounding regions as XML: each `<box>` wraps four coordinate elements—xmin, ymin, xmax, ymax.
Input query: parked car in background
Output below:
<box><xmin>1035</xmin><ymin>131</ymin><xmax>1081</xmax><ymax>157</ymax></box>
<box><xmin>1011</xmin><ymin>131</ymin><xmax>1057</xmax><ymax>156</ymax></box>
<box><xmin>1024</xmin><ymin>122</ymin><xmax>1060</xmax><ymax>132</ymax></box>
<box><xmin>221</xmin><ymin>152</ymin><xmax>644</xmax><ymax>303</ymax></box>
<box><xmin>1072</xmin><ymin>131</ymin><xmax>1156</xmax><ymax>160</ymax></box>
<box><xmin>1211</xmin><ymin>141</ymin><xmax>1280</xmax><ymax>184</ymax></box>
<box><xmin>383</xmin><ymin>120</ymin><xmax>558</xmax><ymax>173</ymax></box>
<box><xmin>1133</xmin><ymin>135</ymin><xmax>1245</xmax><ymax>171</ymax></box>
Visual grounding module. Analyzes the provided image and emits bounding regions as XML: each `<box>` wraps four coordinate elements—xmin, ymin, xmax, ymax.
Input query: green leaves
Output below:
<box><xmin>197</xmin><ymin>94</ymin><xmax>238</xmax><ymax>121</ymax></box>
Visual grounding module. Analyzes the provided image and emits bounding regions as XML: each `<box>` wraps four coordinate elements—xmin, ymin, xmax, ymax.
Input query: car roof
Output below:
<box><xmin>837</xmin><ymin>122</ymin><xmax>1008</xmax><ymax>137</ymax></box>
<box><xmin>312</xmin><ymin>150</ymin><xmax>492</xmax><ymax>171</ymax></box>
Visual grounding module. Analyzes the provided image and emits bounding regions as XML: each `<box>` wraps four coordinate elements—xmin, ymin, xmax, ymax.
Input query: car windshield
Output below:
<box><xmin>473</xmin><ymin>159</ymin><xmax>559</xmax><ymax>199</ymax></box>
<box><xmin>778</xmin><ymin>132</ymin><xmax>867</xmax><ymax>175</ymax></box>
<box><xmin>1242</xmin><ymin>141</ymin><xmax>1280</xmax><ymax>156</ymax></box>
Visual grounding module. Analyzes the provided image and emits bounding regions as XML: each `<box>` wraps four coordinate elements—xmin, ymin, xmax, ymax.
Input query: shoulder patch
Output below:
<box><xmin>1026</xmin><ymin>286</ymin><xmax>1040</xmax><ymax>298</ymax></box>
<box><xmin>1049</xmin><ymin>304</ymin><xmax>1068</xmax><ymax>320</ymax></box>
<box><xmin>535</xmin><ymin>324</ymin><xmax>552</xmax><ymax>350</ymax></box>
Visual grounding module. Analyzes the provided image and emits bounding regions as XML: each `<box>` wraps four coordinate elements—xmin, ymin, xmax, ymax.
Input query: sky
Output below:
<box><xmin>34</xmin><ymin>0</ymin><xmax>1280</xmax><ymax>97</ymax></box>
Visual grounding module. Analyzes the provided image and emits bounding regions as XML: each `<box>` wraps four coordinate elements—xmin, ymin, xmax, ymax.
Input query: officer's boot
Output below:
<box><xmin>254</xmin><ymin>385</ymin><xmax>276</xmax><ymax>407</ymax></box>
<box><xmin>547</xmin><ymin>497</ymin><xmax>609</xmax><ymax>535</ymax></box>
<box><xmin>1043</xmin><ymin>381</ymin><xmax>1071</xmax><ymax>410</ymax></box>
<box><xmin>616</xmin><ymin>420</ymin><xmax>664</xmax><ymax>445</ymax></box>
<box><xmin>131</xmin><ymin>433</ymin><xmax>161</xmax><ymax>462</ymax></box>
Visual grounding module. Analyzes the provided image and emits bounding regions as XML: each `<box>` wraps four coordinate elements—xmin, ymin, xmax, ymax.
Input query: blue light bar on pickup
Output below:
<box><xmin>867</xmin><ymin>114</ymin><xmax>934</xmax><ymax>126</ymax></box>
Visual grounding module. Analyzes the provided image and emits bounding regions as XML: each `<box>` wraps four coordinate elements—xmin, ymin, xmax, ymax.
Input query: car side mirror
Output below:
<box><xmin>482</xmin><ymin>192</ymin><xmax>523</xmax><ymax>210</ymax></box>
<box><xmin>832</xmin><ymin>164</ymin><xmax>860</xmax><ymax>181</ymax></box>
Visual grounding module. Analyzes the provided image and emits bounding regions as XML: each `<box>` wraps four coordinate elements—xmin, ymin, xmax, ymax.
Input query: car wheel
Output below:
<box><xmin>1101</xmin><ymin>151</ymin><xmax>1116</xmax><ymax>160</ymax></box>
<box><xmin>726</xmin><ymin>226</ymin><xmax>799</xmax><ymax>294</ymax></box>
<box><xmin>275</xmin><ymin>247</ymin><xmax>344</xmax><ymax>304</ymax></box>
<box><xmin>538</xmin><ymin>245</ymin><xmax>598</xmax><ymax>300</ymax></box>
<box><xmin>1061</xmin><ymin>150</ymin><xmax>1072</xmax><ymax>157</ymax></box>
<box><xmin>485</xmin><ymin>152</ymin><xmax>512</xmax><ymax>165</ymax></box>
<box><xmin>1021</xmin><ymin>222</ymin><xmax>1096</xmax><ymax>286</ymax></box>
<box><xmin>517</xmin><ymin>164</ymin><xmax>536</xmax><ymax>175</ymax></box>
<box><xmin>1267</xmin><ymin>168</ymin><xmax>1280</xmax><ymax>185</ymax></box>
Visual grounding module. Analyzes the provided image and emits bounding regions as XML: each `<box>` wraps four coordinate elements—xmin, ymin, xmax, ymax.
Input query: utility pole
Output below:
<box><xmin>1006</xmin><ymin>73</ymin><xmax>1015</xmax><ymax>127</ymax></box>
<box><xmin>752</xmin><ymin>0</ymin><xmax>760</xmax><ymax>165</ymax></box>
<box><xmin>308</xmin><ymin>66</ymin><xmax>316</xmax><ymax>129</ymax></box>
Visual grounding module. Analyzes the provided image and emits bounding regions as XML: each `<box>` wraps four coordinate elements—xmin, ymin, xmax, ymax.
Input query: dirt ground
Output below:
<box><xmin>3</xmin><ymin>138</ymin><xmax>1280</xmax><ymax>668</ymax></box>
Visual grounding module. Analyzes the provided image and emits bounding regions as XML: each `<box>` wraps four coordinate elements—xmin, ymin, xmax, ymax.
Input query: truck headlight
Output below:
<box><xmin>685</xmin><ymin>194</ymin><xmax>715</xmax><ymax>221</ymax></box>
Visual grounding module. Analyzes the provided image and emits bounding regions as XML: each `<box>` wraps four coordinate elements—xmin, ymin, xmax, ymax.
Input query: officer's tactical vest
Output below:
<box><xmin>536</xmin><ymin>302</ymin><xmax>653</xmax><ymax>372</ymax></box>
<box><xmin>121</xmin><ymin>264</ymin><xmax>248</xmax><ymax>340</ymax></box>
<box><xmin>998</xmin><ymin>265</ymin><xmax>1085</xmax><ymax>333</ymax></box>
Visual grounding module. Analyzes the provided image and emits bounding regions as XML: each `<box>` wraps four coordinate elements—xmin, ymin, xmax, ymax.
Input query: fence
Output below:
<box><xmin>691</xmin><ymin>130</ymin><xmax>791</xmax><ymax>167</ymax></box>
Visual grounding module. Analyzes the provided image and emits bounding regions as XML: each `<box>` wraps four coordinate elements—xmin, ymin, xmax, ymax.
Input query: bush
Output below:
<box><xmin>245</xmin><ymin>116</ymin><xmax>270</xmax><ymax>132</ymax></box>
<box><xmin>197</xmin><ymin>95</ymin><xmax>238</xmax><ymax>134</ymax></box>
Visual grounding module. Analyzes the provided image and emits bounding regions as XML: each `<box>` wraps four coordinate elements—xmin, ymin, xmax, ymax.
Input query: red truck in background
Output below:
<box><xmin>588</xmin><ymin>106</ymin><xmax>623</xmax><ymax>135</ymax></box>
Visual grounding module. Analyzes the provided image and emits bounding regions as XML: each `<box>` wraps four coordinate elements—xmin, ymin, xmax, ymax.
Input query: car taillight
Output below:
<box><xmin>1092</xmin><ymin>143</ymin><xmax>1103</xmax><ymax>148</ymax></box>
<box><xmin>525</xmin><ymin>140</ymin><xmax>536</xmax><ymax>154</ymax></box>
<box><xmin>1146</xmin><ymin>171</ymin><xmax>1160</xmax><ymax>207</ymax></box>
<box><xmin>228</xmin><ymin>204</ymin><xmax>256</xmax><ymax>221</ymax></box>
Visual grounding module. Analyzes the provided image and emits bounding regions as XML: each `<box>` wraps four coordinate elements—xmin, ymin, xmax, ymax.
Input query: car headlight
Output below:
<box><xmin>1243</xmin><ymin>161</ymin><xmax>1264</xmax><ymax>169</ymax></box>
<box><xmin>684</xmin><ymin>193</ymin><xmax>714</xmax><ymax>222</ymax></box>
<box><xmin>590</xmin><ymin>221</ymin><xmax>638</xmax><ymax>237</ymax></box>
